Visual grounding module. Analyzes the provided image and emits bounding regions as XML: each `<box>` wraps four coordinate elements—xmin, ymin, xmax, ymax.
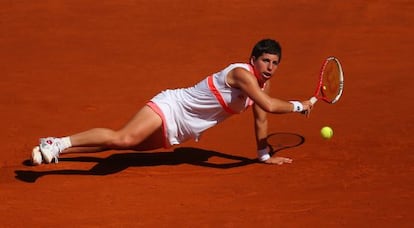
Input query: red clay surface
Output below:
<box><xmin>1</xmin><ymin>1</ymin><xmax>413</xmax><ymax>227</ymax></box>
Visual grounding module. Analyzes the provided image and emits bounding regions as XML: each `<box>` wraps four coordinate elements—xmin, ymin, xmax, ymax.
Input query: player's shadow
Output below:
<box><xmin>15</xmin><ymin>132</ymin><xmax>305</xmax><ymax>183</ymax></box>
<box><xmin>15</xmin><ymin>147</ymin><xmax>256</xmax><ymax>183</ymax></box>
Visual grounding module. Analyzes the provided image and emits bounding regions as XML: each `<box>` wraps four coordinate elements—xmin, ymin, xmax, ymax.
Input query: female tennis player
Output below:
<box><xmin>31</xmin><ymin>39</ymin><xmax>313</xmax><ymax>166</ymax></box>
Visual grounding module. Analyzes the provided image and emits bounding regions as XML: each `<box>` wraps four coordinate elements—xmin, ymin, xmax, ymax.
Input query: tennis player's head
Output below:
<box><xmin>250</xmin><ymin>39</ymin><xmax>282</xmax><ymax>82</ymax></box>
<box><xmin>250</xmin><ymin>39</ymin><xmax>282</xmax><ymax>62</ymax></box>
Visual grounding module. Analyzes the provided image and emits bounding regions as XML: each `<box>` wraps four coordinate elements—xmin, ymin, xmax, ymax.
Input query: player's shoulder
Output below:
<box><xmin>227</xmin><ymin>62</ymin><xmax>251</xmax><ymax>71</ymax></box>
<box><xmin>231</xmin><ymin>64</ymin><xmax>253</xmax><ymax>78</ymax></box>
<box><xmin>228</xmin><ymin>65</ymin><xmax>256</xmax><ymax>86</ymax></box>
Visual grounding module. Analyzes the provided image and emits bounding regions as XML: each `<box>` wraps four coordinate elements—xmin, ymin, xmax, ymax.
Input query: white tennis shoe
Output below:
<box><xmin>39</xmin><ymin>137</ymin><xmax>62</xmax><ymax>164</ymax></box>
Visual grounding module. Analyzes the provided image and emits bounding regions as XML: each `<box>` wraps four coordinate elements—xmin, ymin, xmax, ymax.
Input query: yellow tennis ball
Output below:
<box><xmin>320</xmin><ymin>126</ymin><xmax>333</xmax><ymax>139</ymax></box>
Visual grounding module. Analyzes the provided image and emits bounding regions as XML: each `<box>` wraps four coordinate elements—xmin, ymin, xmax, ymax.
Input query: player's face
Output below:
<box><xmin>250</xmin><ymin>53</ymin><xmax>280</xmax><ymax>83</ymax></box>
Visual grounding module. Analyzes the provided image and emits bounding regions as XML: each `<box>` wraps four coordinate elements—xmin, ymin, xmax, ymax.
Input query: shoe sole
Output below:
<box><xmin>31</xmin><ymin>146</ymin><xmax>42</xmax><ymax>165</ymax></box>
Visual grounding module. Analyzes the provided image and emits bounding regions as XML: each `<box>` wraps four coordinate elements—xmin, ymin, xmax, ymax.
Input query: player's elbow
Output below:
<box><xmin>258</xmin><ymin>101</ymin><xmax>273</xmax><ymax>113</ymax></box>
<box><xmin>255</xmin><ymin>116</ymin><xmax>268</xmax><ymax>127</ymax></box>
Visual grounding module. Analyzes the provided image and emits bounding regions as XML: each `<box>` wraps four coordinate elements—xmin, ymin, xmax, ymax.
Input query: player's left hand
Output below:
<box><xmin>264</xmin><ymin>156</ymin><xmax>293</xmax><ymax>165</ymax></box>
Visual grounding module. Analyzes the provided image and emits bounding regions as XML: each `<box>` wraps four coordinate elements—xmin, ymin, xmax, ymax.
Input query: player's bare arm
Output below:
<box><xmin>252</xmin><ymin>85</ymin><xmax>294</xmax><ymax>165</ymax></box>
<box><xmin>227</xmin><ymin>67</ymin><xmax>306</xmax><ymax>113</ymax></box>
<box><xmin>252</xmin><ymin>82</ymin><xmax>270</xmax><ymax>151</ymax></box>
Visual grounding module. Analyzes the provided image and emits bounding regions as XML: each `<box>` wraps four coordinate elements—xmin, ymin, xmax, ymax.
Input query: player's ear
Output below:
<box><xmin>250</xmin><ymin>56</ymin><xmax>256</xmax><ymax>65</ymax></box>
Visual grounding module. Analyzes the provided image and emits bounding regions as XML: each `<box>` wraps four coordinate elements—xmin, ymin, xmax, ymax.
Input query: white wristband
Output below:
<box><xmin>257</xmin><ymin>147</ymin><xmax>271</xmax><ymax>162</ymax></box>
<box><xmin>289</xmin><ymin>101</ymin><xmax>303</xmax><ymax>112</ymax></box>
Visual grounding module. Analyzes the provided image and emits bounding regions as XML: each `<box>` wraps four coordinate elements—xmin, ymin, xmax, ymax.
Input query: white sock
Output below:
<box><xmin>57</xmin><ymin>136</ymin><xmax>72</xmax><ymax>152</ymax></box>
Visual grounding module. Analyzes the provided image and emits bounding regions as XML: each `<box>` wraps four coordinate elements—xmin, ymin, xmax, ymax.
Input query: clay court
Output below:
<box><xmin>1</xmin><ymin>0</ymin><xmax>413</xmax><ymax>227</ymax></box>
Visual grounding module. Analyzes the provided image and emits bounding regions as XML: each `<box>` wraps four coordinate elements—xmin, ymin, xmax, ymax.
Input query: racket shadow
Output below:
<box><xmin>15</xmin><ymin>147</ymin><xmax>256</xmax><ymax>183</ymax></box>
<box><xmin>266</xmin><ymin>132</ymin><xmax>305</xmax><ymax>156</ymax></box>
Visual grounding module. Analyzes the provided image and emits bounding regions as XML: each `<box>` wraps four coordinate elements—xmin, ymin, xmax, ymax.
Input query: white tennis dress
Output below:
<box><xmin>148</xmin><ymin>63</ymin><xmax>260</xmax><ymax>148</ymax></box>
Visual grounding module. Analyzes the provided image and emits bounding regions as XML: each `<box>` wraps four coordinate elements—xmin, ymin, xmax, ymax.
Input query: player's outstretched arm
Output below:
<box><xmin>228</xmin><ymin>68</ymin><xmax>313</xmax><ymax>114</ymax></box>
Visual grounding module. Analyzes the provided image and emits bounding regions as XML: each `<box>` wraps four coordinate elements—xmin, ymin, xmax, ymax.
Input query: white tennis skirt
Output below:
<box><xmin>147</xmin><ymin>87</ymin><xmax>231</xmax><ymax>148</ymax></box>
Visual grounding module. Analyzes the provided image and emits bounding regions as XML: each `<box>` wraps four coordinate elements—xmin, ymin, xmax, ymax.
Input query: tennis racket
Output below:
<box><xmin>310</xmin><ymin>56</ymin><xmax>344</xmax><ymax>105</ymax></box>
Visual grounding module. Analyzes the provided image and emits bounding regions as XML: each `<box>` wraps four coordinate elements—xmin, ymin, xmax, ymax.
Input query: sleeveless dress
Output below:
<box><xmin>147</xmin><ymin>63</ymin><xmax>262</xmax><ymax>148</ymax></box>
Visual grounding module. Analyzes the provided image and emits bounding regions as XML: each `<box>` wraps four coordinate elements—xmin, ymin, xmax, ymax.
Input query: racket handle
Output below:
<box><xmin>310</xmin><ymin>97</ymin><xmax>318</xmax><ymax>104</ymax></box>
<box><xmin>301</xmin><ymin>97</ymin><xmax>317</xmax><ymax>115</ymax></box>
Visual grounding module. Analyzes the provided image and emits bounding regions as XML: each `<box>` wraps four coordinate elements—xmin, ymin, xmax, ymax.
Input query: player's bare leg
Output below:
<box><xmin>33</xmin><ymin>105</ymin><xmax>165</xmax><ymax>164</ymax></box>
<box><xmin>69</xmin><ymin>105</ymin><xmax>163</xmax><ymax>149</ymax></box>
<box><xmin>62</xmin><ymin>126</ymin><xmax>165</xmax><ymax>153</ymax></box>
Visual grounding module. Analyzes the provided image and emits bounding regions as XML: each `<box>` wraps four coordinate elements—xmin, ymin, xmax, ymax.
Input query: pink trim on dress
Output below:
<box><xmin>207</xmin><ymin>64</ymin><xmax>263</xmax><ymax>113</ymax></box>
<box><xmin>146</xmin><ymin>101</ymin><xmax>170</xmax><ymax>148</ymax></box>
<box><xmin>248</xmin><ymin>63</ymin><xmax>265</xmax><ymax>88</ymax></box>
<box><xmin>207</xmin><ymin>75</ymin><xmax>237</xmax><ymax>114</ymax></box>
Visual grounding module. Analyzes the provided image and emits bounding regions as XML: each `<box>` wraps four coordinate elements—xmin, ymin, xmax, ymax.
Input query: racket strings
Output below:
<box><xmin>321</xmin><ymin>60</ymin><xmax>341</xmax><ymax>102</ymax></box>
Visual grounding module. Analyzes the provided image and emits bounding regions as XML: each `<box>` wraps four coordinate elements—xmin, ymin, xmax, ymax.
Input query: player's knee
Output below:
<box><xmin>111</xmin><ymin>133</ymin><xmax>139</xmax><ymax>148</ymax></box>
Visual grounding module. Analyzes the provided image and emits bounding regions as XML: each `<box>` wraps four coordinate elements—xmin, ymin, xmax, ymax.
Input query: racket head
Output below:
<box><xmin>314</xmin><ymin>56</ymin><xmax>344</xmax><ymax>104</ymax></box>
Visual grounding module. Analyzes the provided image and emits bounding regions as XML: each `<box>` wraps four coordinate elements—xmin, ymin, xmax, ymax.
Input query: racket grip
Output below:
<box><xmin>310</xmin><ymin>97</ymin><xmax>318</xmax><ymax>104</ymax></box>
